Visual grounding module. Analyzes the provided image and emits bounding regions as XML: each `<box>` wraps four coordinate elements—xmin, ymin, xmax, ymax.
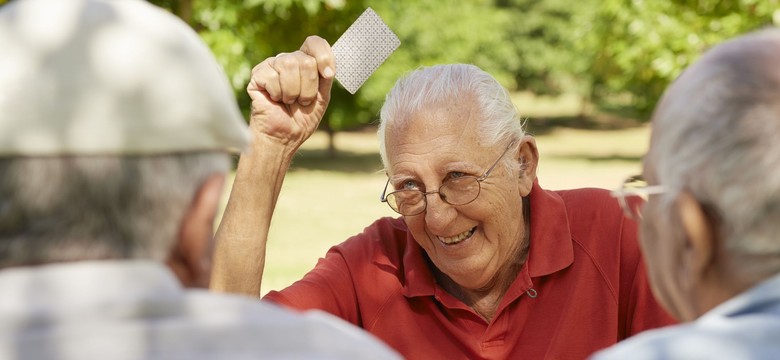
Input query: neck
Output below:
<box><xmin>692</xmin><ymin>255</ymin><xmax>777</xmax><ymax>319</ymax></box>
<box><xmin>435</xmin><ymin>208</ymin><xmax>531</xmax><ymax>322</ymax></box>
<box><xmin>436</xmin><ymin>255</ymin><xmax>526</xmax><ymax>321</ymax></box>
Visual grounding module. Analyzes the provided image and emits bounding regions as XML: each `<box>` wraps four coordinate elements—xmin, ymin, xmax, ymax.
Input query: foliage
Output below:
<box><xmin>359</xmin><ymin>0</ymin><xmax>521</xmax><ymax>124</ymax></box>
<box><xmin>499</xmin><ymin>0</ymin><xmax>599</xmax><ymax>96</ymax></box>
<box><xmin>588</xmin><ymin>0</ymin><xmax>779</xmax><ymax>117</ymax></box>
<box><xmin>150</xmin><ymin>0</ymin><xmax>525</xmax><ymax>135</ymax></box>
<box><xmin>145</xmin><ymin>0</ymin><xmax>780</xmax><ymax>126</ymax></box>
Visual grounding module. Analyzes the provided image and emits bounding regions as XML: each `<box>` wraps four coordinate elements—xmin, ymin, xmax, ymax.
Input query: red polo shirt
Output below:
<box><xmin>264</xmin><ymin>182</ymin><xmax>675</xmax><ymax>359</ymax></box>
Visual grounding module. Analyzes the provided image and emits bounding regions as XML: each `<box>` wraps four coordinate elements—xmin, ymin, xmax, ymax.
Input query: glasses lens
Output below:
<box><xmin>440</xmin><ymin>176</ymin><xmax>481</xmax><ymax>206</ymax></box>
<box><xmin>386</xmin><ymin>190</ymin><xmax>425</xmax><ymax>215</ymax></box>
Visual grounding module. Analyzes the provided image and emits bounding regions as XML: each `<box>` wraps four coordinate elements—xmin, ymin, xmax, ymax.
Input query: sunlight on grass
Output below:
<box><xmin>512</xmin><ymin>91</ymin><xmax>585</xmax><ymax>118</ymax></box>
<box><xmin>535</xmin><ymin>126</ymin><xmax>649</xmax><ymax>190</ymax></box>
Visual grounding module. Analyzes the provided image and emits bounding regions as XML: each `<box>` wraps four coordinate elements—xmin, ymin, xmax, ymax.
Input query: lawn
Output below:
<box><xmin>219</xmin><ymin>93</ymin><xmax>652</xmax><ymax>295</ymax></box>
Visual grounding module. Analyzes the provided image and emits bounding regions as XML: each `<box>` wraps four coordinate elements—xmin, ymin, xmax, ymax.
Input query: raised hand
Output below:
<box><xmin>247</xmin><ymin>35</ymin><xmax>335</xmax><ymax>149</ymax></box>
<box><xmin>211</xmin><ymin>36</ymin><xmax>336</xmax><ymax>295</ymax></box>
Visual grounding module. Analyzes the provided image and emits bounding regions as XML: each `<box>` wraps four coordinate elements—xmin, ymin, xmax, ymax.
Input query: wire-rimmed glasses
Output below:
<box><xmin>610</xmin><ymin>174</ymin><xmax>666</xmax><ymax>220</ymax></box>
<box><xmin>380</xmin><ymin>140</ymin><xmax>517</xmax><ymax>216</ymax></box>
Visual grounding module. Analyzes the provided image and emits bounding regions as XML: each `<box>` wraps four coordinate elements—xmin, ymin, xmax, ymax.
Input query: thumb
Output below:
<box><xmin>318</xmin><ymin>75</ymin><xmax>334</xmax><ymax>105</ymax></box>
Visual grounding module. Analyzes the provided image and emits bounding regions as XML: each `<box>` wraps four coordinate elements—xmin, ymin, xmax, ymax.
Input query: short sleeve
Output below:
<box><xmin>264</xmin><ymin>247</ymin><xmax>363</xmax><ymax>326</ymax></box>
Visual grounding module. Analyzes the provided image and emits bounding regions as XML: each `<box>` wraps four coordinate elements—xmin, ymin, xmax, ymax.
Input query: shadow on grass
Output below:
<box><xmin>525</xmin><ymin>113</ymin><xmax>644</xmax><ymax>136</ymax></box>
<box><xmin>547</xmin><ymin>154</ymin><xmax>643</xmax><ymax>163</ymax></box>
<box><xmin>289</xmin><ymin>148</ymin><xmax>384</xmax><ymax>174</ymax></box>
<box><xmin>284</xmin><ymin>114</ymin><xmax>644</xmax><ymax>173</ymax></box>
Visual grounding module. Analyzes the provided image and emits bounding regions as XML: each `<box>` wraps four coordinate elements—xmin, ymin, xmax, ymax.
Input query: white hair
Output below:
<box><xmin>0</xmin><ymin>152</ymin><xmax>229</xmax><ymax>268</ymax></box>
<box><xmin>377</xmin><ymin>64</ymin><xmax>525</xmax><ymax>170</ymax></box>
<box><xmin>651</xmin><ymin>29</ymin><xmax>780</xmax><ymax>276</ymax></box>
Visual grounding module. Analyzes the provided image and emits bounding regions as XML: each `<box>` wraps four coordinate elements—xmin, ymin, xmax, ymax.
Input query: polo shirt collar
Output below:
<box><xmin>401</xmin><ymin>229</ymin><xmax>437</xmax><ymax>298</ymax></box>
<box><xmin>526</xmin><ymin>180</ymin><xmax>574</xmax><ymax>277</ymax></box>
<box><xmin>399</xmin><ymin>180</ymin><xmax>574</xmax><ymax>298</ymax></box>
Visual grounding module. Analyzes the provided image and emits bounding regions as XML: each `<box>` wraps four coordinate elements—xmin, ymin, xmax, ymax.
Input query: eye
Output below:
<box><xmin>447</xmin><ymin>171</ymin><xmax>467</xmax><ymax>179</ymax></box>
<box><xmin>401</xmin><ymin>179</ymin><xmax>420</xmax><ymax>190</ymax></box>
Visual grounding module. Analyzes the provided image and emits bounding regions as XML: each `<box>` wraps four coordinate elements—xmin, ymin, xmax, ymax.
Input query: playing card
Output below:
<box><xmin>332</xmin><ymin>7</ymin><xmax>400</xmax><ymax>94</ymax></box>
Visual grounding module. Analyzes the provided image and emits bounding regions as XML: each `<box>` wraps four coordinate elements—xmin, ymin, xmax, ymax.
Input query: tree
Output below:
<box><xmin>153</xmin><ymin>0</ymin><xmax>522</xmax><ymax>156</ymax></box>
<box><xmin>498</xmin><ymin>0</ymin><xmax>598</xmax><ymax>97</ymax></box>
<box><xmin>589</xmin><ymin>0</ymin><xmax>778</xmax><ymax>117</ymax></box>
<box><xmin>149</xmin><ymin>0</ymin><xmax>780</xmax><ymax>131</ymax></box>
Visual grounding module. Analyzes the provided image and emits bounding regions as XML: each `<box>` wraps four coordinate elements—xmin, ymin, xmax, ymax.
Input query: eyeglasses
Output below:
<box><xmin>380</xmin><ymin>140</ymin><xmax>517</xmax><ymax>216</ymax></box>
<box><xmin>610</xmin><ymin>174</ymin><xmax>667</xmax><ymax>220</ymax></box>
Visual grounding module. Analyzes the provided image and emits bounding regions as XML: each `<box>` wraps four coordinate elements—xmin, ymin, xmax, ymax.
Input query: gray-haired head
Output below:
<box><xmin>0</xmin><ymin>0</ymin><xmax>250</xmax><ymax>156</ymax></box>
<box><xmin>0</xmin><ymin>0</ymin><xmax>248</xmax><ymax>267</ymax></box>
<box><xmin>0</xmin><ymin>154</ymin><xmax>229</xmax><ymax>267</ymax></box>
<box><xmin>377</xmin><ymin>64</ymin><xmax>525</xmax><ymax>170</ymax></box>
<box><xmin>649</xmin><ymin>28</ymin><xmax>780</xmax><ymax>277</ymax></box>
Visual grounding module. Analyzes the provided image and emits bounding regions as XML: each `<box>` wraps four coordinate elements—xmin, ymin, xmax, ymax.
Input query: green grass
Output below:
<box><xmin>219</xmin><ymin>95</ymin><xmax>651</xmax><ymax>295</ymax></box>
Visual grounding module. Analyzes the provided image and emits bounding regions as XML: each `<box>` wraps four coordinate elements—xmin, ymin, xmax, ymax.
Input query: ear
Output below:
<box><xmin>167</xmin><ymin>173</ymin><xmax>226</xmax><ymax>288</ymax></box>
<box><xmin>675</xmin><ymin>191</ymin><xmax>716</xmax><ymax>287</ymax></box>
<box><xmin>516</xmin><ymin>135</ymin><xmax>539</xmax><ymax>197</ymax></box>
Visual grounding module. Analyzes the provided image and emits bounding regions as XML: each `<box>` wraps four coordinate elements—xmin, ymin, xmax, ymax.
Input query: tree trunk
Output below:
<box><xmin>322</xmin><ymin>119</ymin><xmax>337</xmax><ymax>158</ymax></box>
<box><xmin>578</xmin><ymin>81</ymin><xmax>595</xmax><ymax>120</ymax></box>
<box><xmin>177</xmin><ymin>0</ymin><xmax>194</xmax><ymax>26</ymax></box>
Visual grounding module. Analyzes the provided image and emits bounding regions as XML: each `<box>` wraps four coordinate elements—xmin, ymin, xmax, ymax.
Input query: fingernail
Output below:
<box><xmin>299</xmin><ymin>100</ymin><xmax>312</xmax><ymax>106</ymax></box>
<box><xmin>323</xmin><ymin>67</ymin><xmax>335</xmax><ymax>78</ymax></box>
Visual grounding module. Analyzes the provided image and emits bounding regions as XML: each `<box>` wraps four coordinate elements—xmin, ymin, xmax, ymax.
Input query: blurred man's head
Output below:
<box><xmin>0</xmin><ymin>0</ymin><xmax>249</xmax><ymax>287</ymax></box>
<box><xmin>641</xmin><ymin>28</ymin><xmax>780</xmax><ymax>321</ymax></box>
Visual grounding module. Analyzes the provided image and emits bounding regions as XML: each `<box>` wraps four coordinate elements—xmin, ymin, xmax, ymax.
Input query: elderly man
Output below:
<box><xmin>0</xmin><ymin>0</ymin><xmax>401</xmax><ymax>359</ymax></box>
<box><xmin>593</xmin><ymin>28</ymin><xmax>780</xmax><ymax>359</ymax></box>
<box><xmin>212</xmin><ymin>33</ymin><xmax>675</xmax><ymax>357</ymax></box>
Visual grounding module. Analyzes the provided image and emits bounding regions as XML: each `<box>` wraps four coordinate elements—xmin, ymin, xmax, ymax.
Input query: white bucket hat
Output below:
<box><xmin>0</xmin><ymin>0</ymin><xmax>250</xmax><ymax>156</ymax></box>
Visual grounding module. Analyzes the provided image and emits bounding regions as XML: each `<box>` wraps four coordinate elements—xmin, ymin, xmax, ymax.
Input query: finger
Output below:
<box><xmin>247</xmin><ymin>59</ymin><xmax>282</xmax><ymax>103</ymax></box>
<box><xmin>300</xmin><ymin>35</ymin><xmax>335</xmax><ymax>79</ymax></box>
<box><xmin>273</xmin><ymin>54</ymin><xmax>302</xmax><ymax>105</ymax></box>
<box><xmin>318</xmin><ymin>72</ymin><xmax>334</xmax><ymax>105</ymax></box>
<box><xmin>296</xmin><ymin>51</ymin><xmax>319</xmax><ymax>106</ymax></box>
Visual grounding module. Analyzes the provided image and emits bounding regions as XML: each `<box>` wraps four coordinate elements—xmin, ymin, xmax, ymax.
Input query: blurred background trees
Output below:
<box><xmin>2</xmin><ymin>0</ymin><xmax>775</xmax><ymax>152</ymax></box>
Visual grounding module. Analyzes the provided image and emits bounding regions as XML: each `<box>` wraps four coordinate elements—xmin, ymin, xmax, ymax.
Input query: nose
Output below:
<box><xmin>424</xmin><ymin>191</ymin><xmax>457</xmax><ymax>234</ymax></box>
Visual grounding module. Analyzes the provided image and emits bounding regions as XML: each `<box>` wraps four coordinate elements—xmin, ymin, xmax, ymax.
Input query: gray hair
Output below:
<box><xmin>377</xmin><ymin>64</ymin><xmax>525</xmax><ymax>170</ymax></box>
<box><xmin>0</xmin><ymin>152</ymin><xmax>229</xmax><ymax>268</ymax></box>
<box><xmin>651</xmin><ymin>29</ymin><xmax>780</xmax><ymax>276</ymax></box>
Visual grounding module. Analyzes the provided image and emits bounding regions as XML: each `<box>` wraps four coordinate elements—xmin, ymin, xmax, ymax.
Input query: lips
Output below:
<box><xmin>437</xmin><ymin>227</ymin><xmax>476</xmax><ymax>245</ymax></box>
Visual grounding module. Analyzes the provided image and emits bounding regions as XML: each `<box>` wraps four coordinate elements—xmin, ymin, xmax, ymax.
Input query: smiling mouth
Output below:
<box><xmin>437</xmin><ymin>227</ymin><xmax>477</xmax><ymax>245</ymax></box>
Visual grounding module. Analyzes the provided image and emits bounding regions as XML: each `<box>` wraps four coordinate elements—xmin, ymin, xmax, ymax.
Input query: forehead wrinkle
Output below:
<box><xmin>386</xmin><ymin>96</ymin><xmax>486</xmax><ymax>180</ymax></box>
<box><xmin>451</xmin><ymin>101</ymin><xmax>477</xmax><ymax>150</ymax></box>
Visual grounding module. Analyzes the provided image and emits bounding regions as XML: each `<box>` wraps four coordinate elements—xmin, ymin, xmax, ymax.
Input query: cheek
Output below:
<box><xmin>639</xmin><ymin>217</ymin><xmax>663</xmax><ymax>277</ymax></box>
<box><xmin>640</xmin><ymin>201</ymin><xmax>674</xmax><ymax>267</ymax></box>
<box><xmin>403</xmin><ymin>215</ymin><xmax>433</xmax><ymax>247</ymax></box>
<box><xmin>640</xmin><ymin>205</ymin><xmax>688</xmax><ymax>320</ymax></box>
<box><xmin>478</xmin><ymin>192</ymin><xmax>524</xmax><ymax>238</ymax></box>
<box><xmin>640</xmin><ymin>215</ymin><xmax>674</xmax><ymax>307</ymax></box>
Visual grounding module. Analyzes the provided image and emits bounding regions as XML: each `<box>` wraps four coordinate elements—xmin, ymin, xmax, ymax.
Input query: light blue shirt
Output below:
<box><xmin>0</xmin><ymin>260</ymin><xmax>402</xmax><ymax>360</ymax></box>
<box><xmin>591</xmin><ymin>273</ymin><xmax>780</xmax><ymax>359</ymax></box>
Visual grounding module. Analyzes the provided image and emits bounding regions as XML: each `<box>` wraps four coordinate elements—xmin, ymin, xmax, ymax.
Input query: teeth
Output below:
<box><xmin>437</xmin><ymin>228</ymin><xmax>476</xmax><ymax>245</ymax></box>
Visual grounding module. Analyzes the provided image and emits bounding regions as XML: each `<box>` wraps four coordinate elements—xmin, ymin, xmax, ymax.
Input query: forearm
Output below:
<box><xmin>210</xmin><ymin>35</ymin><xmax>334</xmax><ymax>296</ymax></box>
<box><xmin>210</xmin><ymin>135</ymin><xmax>296</xmax><ymax>296</ymax></box>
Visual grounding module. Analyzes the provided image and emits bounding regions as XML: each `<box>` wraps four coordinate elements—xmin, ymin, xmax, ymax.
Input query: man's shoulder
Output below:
<box><xmin>334</xmin><ymin>216</ymin><xmax>409</xmax><ymax>263</ymax></box>
<box><xmin>590</xmin><ymin>324</ymin><xmax>690</xmax><ymax>360</ymax></box>
<box><xmin>179</xmin><ymin>290</ymin><xmax>402</xmax><ymax>359</ymax></box>
<box><xmin>554</xmin><ymin>187</ymin><xmax>622</xmax><ymax>216</ymax></box>
<box><xmin>591</xmin><ymin>320</ymin><xmax>780</xmax><ymax>360</ymax></box>
<box><xmin>0</xmin><ymin>263</ymin><xmax>401</xmax><ymax>359</ymax></box>
<box><xmin>549</xmin><ymin>186</ymin><xmax>631</xmax><ymax>248</ymax></box>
